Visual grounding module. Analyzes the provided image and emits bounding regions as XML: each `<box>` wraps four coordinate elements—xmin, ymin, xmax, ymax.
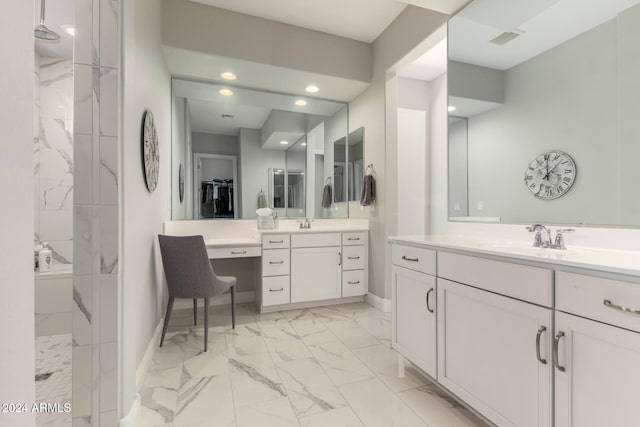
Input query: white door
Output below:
<box><xmin>437</xmin><ymin>278</ymin><xmax>552</xmax><ymax>427</ymax></box>
<box><xmin>392</xmin><ymin>266</ymin><xmax>437</xmax><ymax>378</ymax></box>
<box><xmin>291</xmin><ymin>247</ymin><xmax>341</xmax><ymax>303</ymax></box>
<box><xmin>555</xmin><ymin>312</ymin><xmax>640</xmax><ymax>427</ymax></box>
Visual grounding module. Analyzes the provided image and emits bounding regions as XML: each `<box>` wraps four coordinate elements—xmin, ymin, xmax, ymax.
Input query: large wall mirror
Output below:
<box><xmin>171</xmin><ymin>79</ymin><xmax>359</xmax><ymax>220</ymax></box>
<box><xmin>448</xmin><ymin>0</ymin><xmax>640</xmax><ymax>226</ymax></box>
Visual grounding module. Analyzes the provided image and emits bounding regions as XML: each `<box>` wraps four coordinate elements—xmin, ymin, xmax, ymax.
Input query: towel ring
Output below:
<box><xmin>326</xmin><ymin>177</ymin><xmax>332</xmax><ymax>184</ymax></box>
<box><xmin>365</xmin><ymin>164</ymin><xmax>374</xmax><ymax>175</ymax></box>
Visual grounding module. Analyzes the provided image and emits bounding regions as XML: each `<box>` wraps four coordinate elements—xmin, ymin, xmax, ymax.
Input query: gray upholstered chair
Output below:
<box><xmin>158</xmin><ymin>235</ymin><xmax>236</xmax><ymax>351</ymax></box>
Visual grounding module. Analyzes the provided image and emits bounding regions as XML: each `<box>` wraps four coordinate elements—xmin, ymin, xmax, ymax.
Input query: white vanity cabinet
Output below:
<box><xmin>391</xmin><ymin>244</ymin><xmax>437</xmax><ymax>378</ymax></box>
<box><xmin>259</xmin><ymin>231</ymin><xmax>369</xmax><ymax>310</ymax></box>
<box><xmin>554</xmin><ymin>272</ymin><xmax>640</xmax><ymax>427</ymax></box>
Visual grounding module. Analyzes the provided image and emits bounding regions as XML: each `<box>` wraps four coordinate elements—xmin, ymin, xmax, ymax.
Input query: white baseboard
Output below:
<box><xmin>366</xmin><ymin>293</ymin><xmax>391</xmax><ymax>312</ymax></box>
<box><xmin>136</xmin><ymin>316</ymin><xmax>165</xmax><ymax>392</ymax></box>
<box><xmin>119</xmin><ymin>393</ymin><xmax>140</xmax><ymax>427</ymax></box>
<box><xmin>173</xmin><ymin>291</ymin><xmax>255</xmax><ymax>310</ymax></box>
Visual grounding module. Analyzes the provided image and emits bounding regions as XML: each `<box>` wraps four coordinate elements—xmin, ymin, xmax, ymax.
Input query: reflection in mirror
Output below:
<box><xmin>348</xmin><ymin>127</ymin><xmax>364</xmax><ymax>201</ymax></box>
<box><xmin>448</xmin><ymin>0</ymin><xmax>640</xmax><ymax>226</ymax></box>
<box><xmin>171</xmin><ymin>79</ymin><xmax>349</xmax><ymax>220</ymax></box>
<box><xmin>333</xmin><ymin>137</ymin><xmax>347</xmax><ymax>204</ymax></box>
<box><xmin>448</xmin><ymin>117</ymin><xmax>468</xmax><ymax>218</ymax></box>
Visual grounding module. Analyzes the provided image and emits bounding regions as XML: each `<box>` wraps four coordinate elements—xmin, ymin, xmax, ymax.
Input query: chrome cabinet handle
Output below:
<box><xmin>426</xmin><ymin>288</ymin><xmax>434</xmax><ymax>313</ymax></box>
<box><xmin>231</xmin><ymin>250</ymin><xmax>247</xmax><ymax>255</ymax></box>
<box><xmin>269</xmin><ymin>240</ymin><xmax>284</xmax><ymax>244</ymax></box>
<box><xmin>338</xmin><ymin>252</ymin><xmax>342</xmax><ymax>266</ymax></box>
<box><xmin>402</xmin><ymin>256</ymin><xmax>419</xmax><ymax>262</ymax></box>
<box><xmin>603</xmin><ymin>299</ymin><xmax>640</xmax><ymax>316</ymax></box>
<box><xmin>269</xmin><ymin>288</ymin><xmax>284</xmax><ymax>292</ymax></box>
<box><xmin>553</xmin><ymin>331</ymin><xmax>566</xmax><ymax>372</ymax></box>
<box><xmin>347</xmin><ymin>256</ymin><xmax>360</xmax><ymax>260</ymax></box>
<box><xmin>348</xmin><ymin>237</ymin><xmax>361</xmax><ymax>241</ymax></box>
<box><xmin>269</xmin><ymin>260</ymin><xmax>284</xmax><ymax>265</ymax></box>
<box><xmin>536</xmin><ymin>326</ymin><xmax>547</xmax><ymax>365</ymax></box>
<box><xmin>348</xmin><ymin>281</ymin><xmax>361</xmax><ymax>285</ymax></box>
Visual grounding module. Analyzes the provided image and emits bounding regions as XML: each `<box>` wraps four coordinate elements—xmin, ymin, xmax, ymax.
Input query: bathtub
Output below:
<box><xmin>35</xmin><ymin>264</ymin><xmax>72</xmax><ymax>337</ymax></box>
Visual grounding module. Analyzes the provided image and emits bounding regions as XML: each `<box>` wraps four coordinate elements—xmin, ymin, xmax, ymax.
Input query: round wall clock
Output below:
<box><xmin>178</xmin><ymin>163</ymin><xmax>184</xmax><ymax>202</ymax></box>
<box><xmin>142</xmin><ymin>110</ymin><xmax>159</xmax><ymax>192</ymax></box>
<box><xmin>524</xmin><ymin>150</ymin><xmax>576</xmax><ymax>200</ymax></box>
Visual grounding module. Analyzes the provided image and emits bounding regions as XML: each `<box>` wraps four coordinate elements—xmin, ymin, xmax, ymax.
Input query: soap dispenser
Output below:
<box><xmin>39</xmin><ymin>242</ymin><xmax>52</xmax><ymax>272</ymax></box>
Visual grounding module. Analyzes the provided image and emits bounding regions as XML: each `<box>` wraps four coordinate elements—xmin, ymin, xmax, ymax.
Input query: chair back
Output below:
<box><xmin>158</xmin><ymin>235</ymin><xmax>220</xmax><ymax>298</ymax></box>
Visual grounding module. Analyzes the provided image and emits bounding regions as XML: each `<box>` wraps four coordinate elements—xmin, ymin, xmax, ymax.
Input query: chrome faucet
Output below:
<box><xmin>297</xmin><ymin>218</ymin><xmax>313</xmax><ymax>229</ymax></box>
<box><xmin>526</xmin><ymin>224</ymin><xmax>574</xmax><ymax>249</ymax></box>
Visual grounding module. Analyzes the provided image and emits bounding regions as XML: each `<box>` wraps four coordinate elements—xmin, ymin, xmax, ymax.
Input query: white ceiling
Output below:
<box><xmin>188</xmin><ymin>99</ymin><xmax>272</xmax><ymax>136</ymax></box>
<box><xmin>189</xmin><ymin>0</ymin><xmax>408</xmax><ymax>42</ymax></box>
<box><xmin>449</xmin><ymin>0</ymin><xmax>640</xmax><ymax>70</ymax></box>
<box><xmin>397</xmin><ymin>38</ymin><xmax>447</xmax><ymax>81</ymax></box>
<box><xmin>34</xmin><ymin>0</ymin><xmax>74</xmax><ymax>59</ymax></box>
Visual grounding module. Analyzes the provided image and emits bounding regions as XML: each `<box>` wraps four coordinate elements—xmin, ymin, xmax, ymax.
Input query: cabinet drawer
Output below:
<box><xmin>343</xmin><ymin>232</ymin><xmax>368</xmax><ymax>246</ymax></box>
<box><xmin>262</xmin><ymin>249</ymin><xmax>290</xmax><ymax>277</ymax></box>
<box><xmin>438</xmin><ymin>252</ymin><xmax>553</xmax><ymax>307</ymax></box>
<box><xmin>262</xmin><ymin>276</ymin><xmax>290</xmax><ymax>306</ymax></box>
<box><xmin>207</xmin><ymin>246</ymin><xmax>261</xmax><ymax>260</ymax></box>
<box><xmin>391</xmin><ymin>244</ymin><xmax>436</xmax><ymax>275</ymax></box>
<box><xmin>342</xmin><ymin>270</ymin><xmax>367</xmax><ymax>297</ymax></box>
<box><xmin>557</xmin><ymin>272</ymin><xmax>640</xmax><ymax>333</ymax></box>
<box><xmin>291</xmin><ymin>233</ymin><xmax>341</xmax><ymax>248</ymax></box>
<box><xmin>343</xmin><ymin>246</ymin><xmax>366</xmax><ymax>271</ymax></box>
<box><xmin>262</xmin><ymin>234</ymin><xmax>290</xmax><ymax>249</ymax></box>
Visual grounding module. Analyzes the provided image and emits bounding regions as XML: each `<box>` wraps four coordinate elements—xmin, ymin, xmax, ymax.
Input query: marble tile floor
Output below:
<box><xmin>138</xmin><ymin>302</ymin><xmax>492</xmax><ymax>427</ymax></box>
<box><xmin>35</xmin><ymin>334</ymin><xmax>72</xmax><ymax>426</ymax></box>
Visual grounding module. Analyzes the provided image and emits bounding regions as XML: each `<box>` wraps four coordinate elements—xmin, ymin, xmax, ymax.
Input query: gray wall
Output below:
<box><xmin>193</xmin><ymin>132</ymin><xmax>238</xmax><ymax>156</ymax></box>
<box><xmin>0</xmin><ymin>1</ymin><xmax>35</xmax><ymax>423</ymax></box>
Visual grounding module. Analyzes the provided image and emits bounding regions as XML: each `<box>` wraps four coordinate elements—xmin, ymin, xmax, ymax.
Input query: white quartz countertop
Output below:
<box><xmin>389</xmin><ymin>234</ymin><xmax>640</xmax><ymax>277</ymax></box>
<box><xmin>258</xmin><ymin>225</ymin><xmax>369</xmax><ymax>235</ymax></box>
<box><xmin>35</xmin><ymin>263</ymin><xmax>73</xmax><ymax>278</ymax></box>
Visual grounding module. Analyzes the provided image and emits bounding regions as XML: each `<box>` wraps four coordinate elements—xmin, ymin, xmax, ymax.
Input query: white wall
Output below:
<box><xmin>171</xmin><ymin>97</ymin><xmax>187</xmax><ymax>219</ymax></box>
<box><xmin>0</xmin><ymin>1</ymin><xmax>35</xmax><ymax>424</ymax></box>
<box><xmin>192</xmin><ymin>132</ymin><xmax>238</xmax><ymax>156</ymax></box>
<box><xmin>448</xmin><ymin>118</ymin><xmax>468</xmax><ymax>216</ymax></box>
<box><xmin>121</xmin><ymin>0</ymin><xmax>172</xmax><ymax>415</ymax></box>
<box><xmin>199</xmin><ymin>157</ymin><xmax>234</xmax><ymax>181</ymax></box>
<box><xmin>239</xmin><ymin>128</ymin><xmax>285</xmax><ymax>219</ymax></box>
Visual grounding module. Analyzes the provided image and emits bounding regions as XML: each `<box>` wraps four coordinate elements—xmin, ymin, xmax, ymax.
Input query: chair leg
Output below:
<box><xmin>231</xmin><ymin>285</ymin><xmax>236</xmax><ymax>329</ymax></box>
<box><xmin>204</xmin><ymin>298</ymin><xmax>209</xmax><ymax>352</ymax></box>
<box><xmin>193</xmin><ymin>298</ymin><xmax>198</xmax><ymax>325</ymax></box>
<box><xmin>160</xmin><ymin>296</ymin><xmax>175</xmax><ymax>347</ymax></box>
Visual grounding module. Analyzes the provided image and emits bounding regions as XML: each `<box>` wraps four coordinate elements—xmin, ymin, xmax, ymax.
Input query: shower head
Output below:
<box><xmin>35</xmin><ymin>24</ymin><xmax>61</xmax><ymax>40</ymax></box>
<box><xmin>34</xmin><ymin>0</ymin><xmax>61</xmax><ymax>40</ymax></box>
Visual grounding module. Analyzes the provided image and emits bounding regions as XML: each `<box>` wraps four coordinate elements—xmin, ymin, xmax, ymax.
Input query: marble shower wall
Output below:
<box><xmin>34</xmin><ymin>55</ymin><xmax>74</xmax><ymax>264</ymax></box>
<box><xmin>72</xmin><ymin>0</ymin><xmax>120</xmax><ymax>425</ymax></box>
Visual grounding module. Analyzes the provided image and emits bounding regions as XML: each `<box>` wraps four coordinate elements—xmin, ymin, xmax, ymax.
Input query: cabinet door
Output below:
<box><xmin>555</xmin><ymin>312</ymin><xmax>640</xmax><ymax>427</ymax></box>
<box><xmin>392</xmin><ymin>266</ymin><xmax>437</xmax><ymax>378</ymax></box>
<box><xmin>291</xmin><ymin>247</ymin><xmax>341</xmax><ymax>303</ymax></box>
<box><xmin>437</xmin><ymin>278</ymin><xmax>552</xmax><ymax>427</ymax></box>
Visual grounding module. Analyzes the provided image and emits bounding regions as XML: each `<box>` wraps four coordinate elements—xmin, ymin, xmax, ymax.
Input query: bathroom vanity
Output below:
<box><xmin>164</xmin><ymin>219</ymin><xmax>369</xmax><ymax>313</ymax></box>
<box><xmin>389</xmin><ymin>236</ymin><xmax>640</xmax><ymax>427</ymax></box>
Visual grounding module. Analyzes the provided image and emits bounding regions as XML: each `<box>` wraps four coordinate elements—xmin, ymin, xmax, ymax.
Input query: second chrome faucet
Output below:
<box><xmin>527</xmin><ymin>224</ymin><xmax>574</xmax><ymax>250</ymax></box>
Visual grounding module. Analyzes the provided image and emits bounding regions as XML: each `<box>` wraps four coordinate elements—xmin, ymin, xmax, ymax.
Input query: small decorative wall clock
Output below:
<box><xmin>524</xmin><ymin>151</ymin><xmax>576</xmax><ymax>200</ymax></box>
<box><xmin>142</xmin><ymin>110</ymin><xmax>159</xmax><ymax>192</ymax></box>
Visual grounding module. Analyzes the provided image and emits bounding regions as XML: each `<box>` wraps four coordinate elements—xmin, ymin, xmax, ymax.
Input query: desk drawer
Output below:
<box><xmin>557</xmin><ymin>272</ymin><xmax>640</xmax><ymax>333</ymax></box>
<box><xmin>262</xmin><ymin>249</ymin><xmax>290</xmax><ymax>277</ymax></box>
<box><xmin>207</xmin><ymin>246</ymin><xmax>261</xmax><ymax>259</ymax></box>
<box><xmin>391</xmin><ymin>244</ymin><xmax>436</xmax><ymax>275</ymax></box>
<box><xmin>343</xmin><ymin>232</ymin><xmax>368</xmax><ymax>246</ymax></box>
<box><xmin>263</xmin><ymin>276</ymin><xmax>290</xmax><ymax>306</ymax></box>
<box><xmin>342</xmin><ymin>270</ymin><xmax>367</xmax><ymax>297</ymax></box>
<box><xmin>262</xmin><ymin>234</ymin><xmax>290</xmax><ymax>249</ymax></box>
<box><xmin>343</xmin><ymin>246</ymin><xmax>366</xmax><ymax>271</ymax></box>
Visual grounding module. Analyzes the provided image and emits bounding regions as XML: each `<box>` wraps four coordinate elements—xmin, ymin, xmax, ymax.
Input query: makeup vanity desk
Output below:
<box><xmin>164</xmin><ymin>219</ymin><xmax>370</xmax><ymax>312</ymax></box>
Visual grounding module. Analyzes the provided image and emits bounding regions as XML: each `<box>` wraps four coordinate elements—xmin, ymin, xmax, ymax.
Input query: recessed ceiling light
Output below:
<box><xmin>448</xmin><ymin>106</ymin><xmax>457</xmax><ymax>112</ymax></box>
<box><xmin>295</xmin><ymin>100</ymin><xmax>307</xmax><ymax>106</ymax></box>
<box><xmin>305</xmin><ymin>85</ymin><xmax>319</xmax><ymax>93</ymax></box>
<box><xmin>301</xmin><ymin>142</ymin><xmax>307</xmax><ymax>146</ymax></box>
<box><xmin>219</xmin><ymin>89</ymin><xmax>234</xmax><ymax>96</ymax></box>
<box><xmin>61</xmin><ymin>25</ymin><xmax>75</xmax><ymax>36</ymax></box>
<box><xmin>280</xmin><ymin>140</ymin><xmax>289</xmax><ymax>145</ymax></box>
<box><xmin>221</xmin><ymin>72</ymin><xmax>237</xmax><ymax>80</ymax></box>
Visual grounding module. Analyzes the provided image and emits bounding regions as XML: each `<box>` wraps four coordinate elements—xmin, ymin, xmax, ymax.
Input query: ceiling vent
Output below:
<box><xmin>221</xmin><ymin>114</ymin><xmax>234</xmax><ymax>119</ymax></box>
<box><xmin>489</xmin><ymin>31</ymin><xmax>522</xmax><ymax>46</ymax></box>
